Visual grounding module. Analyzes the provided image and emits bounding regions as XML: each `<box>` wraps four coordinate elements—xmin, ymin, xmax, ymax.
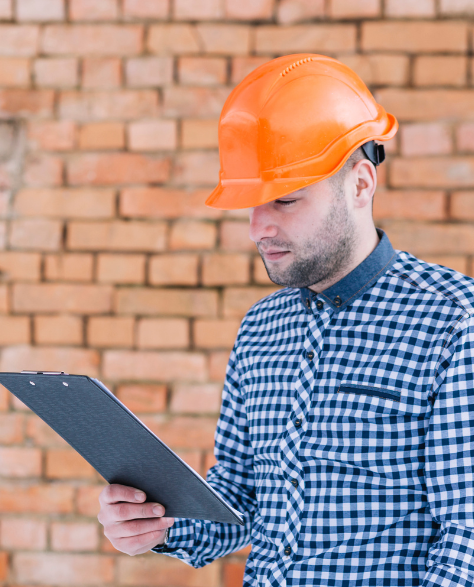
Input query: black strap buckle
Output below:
<box><xmin>361</xmin><ymin>140</ymin><xmax>385</xmax><ymax>166</ymax></box>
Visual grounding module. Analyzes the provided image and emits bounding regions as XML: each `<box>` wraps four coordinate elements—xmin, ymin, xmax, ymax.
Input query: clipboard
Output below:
<box><xmin>0</xmin><ymin>371</ymin><xmax>244</xmax><ymax>526</ymax></box>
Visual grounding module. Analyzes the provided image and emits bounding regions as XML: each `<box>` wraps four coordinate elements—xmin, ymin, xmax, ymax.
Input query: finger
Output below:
<box><xmin>106</xmin><ymin>501</ymin><xmax>166</xmax><ymax>524</ymax></box>
<box><xmin>115</xmin><ymin>528</ymin><xmax>170</xmax><ymax>556</ymax></box>
<box><xmin>99</xmin><ymin>484</ymin><xmax>146</xmax><ymax>506</ymax></box>
<box><xmin>106</xmin><ymin>517</ymin><xmax>174</xmax><ymax>539</ymax></box>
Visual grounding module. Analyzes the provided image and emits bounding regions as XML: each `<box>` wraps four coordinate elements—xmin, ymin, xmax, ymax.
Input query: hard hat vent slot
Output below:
<box><xmin>280</xmin><ymin>57</ymin><xmax>316</xmax><ymax>77</ymax></box>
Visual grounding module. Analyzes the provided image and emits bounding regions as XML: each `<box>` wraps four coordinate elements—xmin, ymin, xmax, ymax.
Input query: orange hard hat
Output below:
<box><xmin>205</xmin><ymin>54</ymin><xmax>398</xmax><ymax>210</ymax></box>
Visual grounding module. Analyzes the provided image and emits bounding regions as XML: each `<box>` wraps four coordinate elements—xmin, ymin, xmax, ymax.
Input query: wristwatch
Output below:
<box><xmin>162</xmin><ymin>527</ymin><xmax>170</xmax><ymax>546</ymax></box>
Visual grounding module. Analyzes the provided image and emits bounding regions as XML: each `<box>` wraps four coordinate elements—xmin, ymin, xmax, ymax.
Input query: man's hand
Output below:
<box><xmin>98</xmin><ymin>484</ymin><xmax>175</xmax><ymax>556</ymax></box>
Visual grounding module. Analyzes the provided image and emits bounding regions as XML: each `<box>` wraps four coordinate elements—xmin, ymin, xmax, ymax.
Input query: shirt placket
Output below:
<box><xmin>266</xmin><ymin>305</ymin><xmax>333</xmax><ymax>587</ymax></box>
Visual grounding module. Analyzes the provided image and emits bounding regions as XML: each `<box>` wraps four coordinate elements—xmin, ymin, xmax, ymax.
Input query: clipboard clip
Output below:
<box><xmin>21</xmin><ymin>371</ymin><xmax>69</xmax><ymax>375</ymax></box>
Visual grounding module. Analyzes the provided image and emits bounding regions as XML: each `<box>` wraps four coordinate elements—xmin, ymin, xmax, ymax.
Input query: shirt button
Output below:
<box><xmin>284</xmin><ymin>546</ymin><xmax>292</xmax><ymax>556</ymax></box>
<box><xmin>294</xmin><ymin>419</ymin><xmax>302</xmax><ymax>428</ymax></box>
<box><xmin>305</xmin><ymin>298</ymin><xmax>311</xmax><ymax>309</ymax></box>
<box><xmin>316</xmin><ymin>300</ymin><xmax>324</xmax><ymax>310</ymax></box>
<box><xmin>306</xmin><ymin>350</ymin><xmax>314</xmax><ymax>360</ymax></box>
<box><xmin>291</xmin><ymin>479</ymin><xmax>298</xmax><ymax>488</ymax></box>
<box><xmin>334</xmin><ymin>295</ymin><xmax>342</xmax><ymax>307</ymax></box>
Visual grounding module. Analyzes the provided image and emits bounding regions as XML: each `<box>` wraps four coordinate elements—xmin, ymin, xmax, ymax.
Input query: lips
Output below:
<box><xmin>261</xmin><ymin>249</ymin><xmax>290</xmax><ymax>260</ymax></box>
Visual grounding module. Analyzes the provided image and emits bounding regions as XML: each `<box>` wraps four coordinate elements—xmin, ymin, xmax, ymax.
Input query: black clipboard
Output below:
<box><xmin>0</xmin><ymin>371</ymin><xmax>244</xmax><ymax>526</ymax></box>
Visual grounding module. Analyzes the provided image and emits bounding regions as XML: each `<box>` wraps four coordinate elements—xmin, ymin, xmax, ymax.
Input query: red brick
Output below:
<box><xmin>76</xmin><ymin>484</ymin><xmax>105</xmax><ymax>516</ymax></box>
<box><xmin>209</xmin><ymin>350</ymin><xmax>230</xmax><ymax>381</ymax></box>
<box><xmin>0</xmin><ymin>89</ymin><xmax>54</xmax><ymax>117</ymax></box>
<box><xmin>362</xmin><ymin>22</ymin><xmax>468</xmax><ymax>52</ymax></box>
<box><xmin>45</xmin><ymin>253</ymin><xmax>94</xmax><ymax>281</ymax></box>
<box><xmin>204</xmin><ymin>450</ymin><xmax>217</xmax><ymax>473</ymax></box>
<box><xmin>103</xmin><ymin>350</ymin><xmax>207</xmax><ymax>382</ymax></box>
<box><xmin>174</xmin><ymin>0</ymin><xmax>223</xmax><ymax>20</ymax></box>
<box><xmin>0</xmin><ymin>190</ymin><xmax>9</xmax><ymax>216</ymax></box>
<box><xmin>0</xmin><ymin>413</ymin><xmax>24</xmax><ymax>443</ymax></box>
<box><xmin>1</xmin><ymin>517</ymin><xmax>46</xmax><ymax>550</ymax></box>
<box><xmin>0</xmin><ymin>447</ymin><xmax>41</xmax><ymax>477</ymax></box>
<box><xmin>137</xmin><ymin>318</ymin><xmax>189</xmax><ymax>349</ymax></box>
<box><xmin>115</xmin><ymin>384</ymin><xmax>167</xmax><ymax>413</ymax></box>
<box><xmin>82</xmin><ymin>57</ymin><xmax>121</xmax><ymax>89</ymax></box>
<box><xmin>115</xmin><ymin>288</ymin><xmax>218</xmax><ymax>317</ymax></box>
<box><xmin>414</xmin><ymin>56</ymin><xmax>467</xmax><ymax>87</ymax></box>
<box><xmin>46</xmin><ymin>448</ymin><xmax>95</xmax><ymax>479</ymax></box>
<box><xmin>457</xmin><ymin>123</ymin><xmax>474</xmax><ymax>152</ymax></box>
<box><xmin>67</xmin><ymin>221</ymin><xmax>167</xmax><ymax>252</ymax></box>
<box><xmin>34</xmin><ymin>315</ymin><xmax>83</xmax><ymax>345</ymax></box>
<box><xmin>0</xmin><ymin>551</ymin><xmax>6</xmax><ymax>581</ymax></box>
<box><xmin>0</xmin><ymin>384</ymin><xmax>9</xmax><ymax>410</ymax></box>
<box><xmin>15</xmin><ymin>188</ymin><xmax>115</xmax><ymax>218</ymax></box>
<box><xmin>386</xmin><ymin>222</ymin><xmax>474</xmax><ymax>255</ymax></box>
<box><xmin>0</xmin><ymin>316</ymin><xmax>30</xmax><ymax>345</ymax></box>
<box><xmin>9</xmin><ymin>219</ymin><xmax>62</xmax><ymax>251</ymax></box>
<box><xmin>401</xmin><ymin>124</ymin><xmax>453</xmax><ymax>156</ymax></box>
<box><xmin>174</xmin><ymin>449</ymin><xmax>202</xmax><ymax>473</ymax></box>
<box><xmin>170</xmin><ymin>383</ymin><xmax>221</xmax><ymax>414</ymax></box>
<box><xmin>128</xmin><ymin>120</ymin><xmax>177</xmax><ymax>151</ymax></box>
<box><xmin>0</xmin><ymin>252</ymin><xmax>40</xmax><ymax>281</ymax></box>
<box><xmin>0</xmin><ymin>483</ymin><xmax>74</xmax><ymax>514</ymax></box>
<box><xmin>17</xmin><ymin>0</ymin><xmax>65</xmax><ymax>21</ymax></box>
<box><xmin>51</xmin><ymin>522</ymin><xmax>99</xmax><ymax>552</ymax></box>
<box><xmin>375</xmin><ymin>90</ymin><xmax>474</xmax><ymax>122</ymax></box>
<box><xmin>147</xmin><ymin>24</ymin><xmax>200</xmax><ymax>55</ymax></box>
<box><xmin>123</xmin><ymin>0</ymin><xmax>169</xmax><ymax>19</ymax></box>
<box><xmin>27</xmin><ymin>120</ymin><xmax>76</xmax><ymax>151</ymax></box>
<box><xmin>34</xmin><ymin>57</ymin><xmax>78</xmax><ymax>87</ymax></box>
<box><xmin>87</xmin><ymin>316</ymin><xmax>134</xmax><ymax>348</ymax></box>
<box><xmin>69</xmin><ymin>0</ymin><xmax>118</xmax><ymax>20</ymax></box>
<box><xmin>26</xmin><ymin>415</ymin><xmax>69</xmax><ymax>446</ymax></box>
<box><xmin>329</xmin><ymin>0</ymin><xmax>380</xmax><ymax>18</ymax></box>
<box><xmin>68</xmin><ymin>153</ymin><xmax>170</xmax><ymax>185</ymax></box>
<box><xmin>223</xmin><ymin>286</ymin><xmax>279</xmax><ymax>318</ymax></box>
<box><xmin>337</xmin><ymin>54</ymin><xmax>408</xmax><ymax>86</ymax></box>
<box><xmin>0</xmin><ymin>25</ymin><xmax>39</xmax><ymax>56</ymax></box>
<box><xmin>169</xmin><ymin>220</ymin><xmax>216</xmax><ymax>250</ymax></box>
<box><xmin>194</xmin><ymin>319</ymin><xmax>240</xmax><ymax>349</ymax></box>
<box><xmin>173</xmin><ymin>151</ymin><xmax>220</xmax><ymax>186</ymax></box>
<box><xmin>141</xmin><ymin>416</ymin><xmax>217</xmax><ymax>451</ymax></box>
<box><xmin>59</xmin><ymin>90</ymin><xmax>158</xmax><ymax>122</ymax></box>
<box><xmin>13</xmin><ymin>283</ymin><xmax>112</xmax><ymax>313</ymax></box>
<box><xmin>197</xmin><ymin>24</ymin><xmax>251</xmax><ymax>55</ymax></box>
<box><xmin>23</xmin><ymin>154</ymin><xmax>63</xmax><ymax>187</ymax></box>
<box><xmin>225</xmin><ymin>0</ymin><xmax>273</xmax><ymax>20</ymax></box>
<box><xmin>391</xmin><ymin>157</ymin><xmax>474</xmax><ymax>188</ymax></box>
<box><xmin>0</xmin><ymin>346</ymin><xmax>100</xmax><ymax>377</ymax></box>
<box><xmin>120</xmin><ymin>187</ymin><xmax>222</xmax><ymax>219</ymax></box>
<box><xmin>181</xmin><ymin>119</ymin><xmax>218</xmax><ymax>149</ymax></box>
<box><xmin>253</xmin><ymin>255</ymin><xmax>273</xmax><ymax>284</ymax></box>
<box><xmin>0</xmin><ymin>0</ymin><xmax>12</xmax><ymax>19</ymax></box>
<box><xmin>148</xmin><ymin>254</ymin><xmax>199</xmax><ymax>285</ymax></box>
<box><xmin>255</xmin><ymin>24</ymin><xmax>356</xmax><ymax>54</ymax></box>
<box><xmin>78</xmin><ymin>122</ymin><xmax>125</xmax><ymax>150</ymax></box>
<box><xmin>276</xmin><ymin>0</ymin><xmax>324</xmax><ymax>23</ymax></box>
<box><xmin>117</xmin><ymin>555</ymin><xmax>219</xmax><ymax>587</ymax></box>
<box><xmin>231</xmin><ymin>57</ymin><xmax>270</xmax><ymax>84</ymax></box>
<box><xmin>440</xmin><ymin>0</ymin><xmax>474</xmax><ymax>14</ymax></box>
<box><xmin>15</xmin><ymin>553</ymin><xmax>114</xmax><ymax>585</ymax></box>
<box><xmin>202</xmin><ymin>253</ymin><xmax>250</xmax><ymax>286</ymax></box>
<box><xmin>179</xmin><ymin>57</ymin><xmax>227</xmax><ymax>86</ymax></box>
<box><xmin>42</xmin><ymin>25</ymin><xmax>143</xmax><ymax>56</ymax></box>
<box><xmin>0</xmin><ymin>57</ymin><xmax>30</xmax><ymax>87</ymax></box>
<box><xmin>0</xmin><ymin>221</ymin><xmax>5</xmax><ymax>248</ymax></box>
<box><xmin>451</xmin><ymin>192</ymin><xmax>474</xmax><ymax>220</ymax></box>
<box><xmin>125</xmin><ymin>56</ymin><xmax>173</xmax><ymax>87</ymax></box>
<box><xmin>373</xmin><ymin>190</ymin><xmax>446</xmax><ymax>221</ymax></box>
<box><xmin>97</xmin><ymin>254</ymin><xmax>145</xmax><ymax>284</ymax></box>
<box><xmin>385</xmin><ymin>0</ymin><xmax>435</xmax><ymax>17</ymax></box>
<box><xmin>163</xmin><ymin>86</ymin><xmax>230</xmax><ymax>118</ymax></box>
<box><xmin>220</xmin><ymin>221</ymin><xmax>254</xmax><ymax>252</ymax></box>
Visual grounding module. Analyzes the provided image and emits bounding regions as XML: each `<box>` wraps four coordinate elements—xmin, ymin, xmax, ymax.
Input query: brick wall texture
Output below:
<box><xmin>0</xmin><ymin>0</ymin><xmax>473</xmax><ymax>585</ymax></box>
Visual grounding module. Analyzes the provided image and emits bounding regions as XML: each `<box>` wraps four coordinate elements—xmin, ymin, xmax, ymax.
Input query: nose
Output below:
<box><xmin>249</xmin><ymin>203</ymin><xmax>278</xmax><ymax>244</ymax></box>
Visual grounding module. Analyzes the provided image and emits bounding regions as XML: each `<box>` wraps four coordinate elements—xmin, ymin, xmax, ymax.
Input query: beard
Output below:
<box><xmin>257</xmin><ymin>186</ymin><xmax>358</xmax><ymax>289</ymax></box>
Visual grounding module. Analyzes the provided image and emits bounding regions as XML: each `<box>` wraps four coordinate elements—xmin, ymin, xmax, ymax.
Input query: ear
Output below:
<box><xmin>350</xmin><ymin>158</ymin><xmax>377</xmax><ymax>209</ymax></box>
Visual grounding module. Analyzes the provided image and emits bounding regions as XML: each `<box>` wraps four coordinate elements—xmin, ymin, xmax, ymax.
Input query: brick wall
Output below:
<box><xmin>0</xmin><ymin>0</ymin><xmax>473</xmax><ymax>585</ymax></box>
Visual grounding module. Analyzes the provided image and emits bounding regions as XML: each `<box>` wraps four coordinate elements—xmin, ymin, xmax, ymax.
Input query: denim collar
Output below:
<box><xmin>299</xmin><ymin>228</ymin><xmax>398</xmax><ymax>313</ymax></box>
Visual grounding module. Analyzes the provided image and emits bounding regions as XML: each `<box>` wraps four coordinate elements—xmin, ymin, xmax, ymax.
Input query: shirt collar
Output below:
<box><xmin>299</xmin><ymin>228</ymin><xmax>398</xmax><ymax>313</ymax></box>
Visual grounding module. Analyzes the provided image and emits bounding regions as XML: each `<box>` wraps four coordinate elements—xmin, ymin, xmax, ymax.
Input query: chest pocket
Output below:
<box><xmin>337</xmin><ymin>382</ymin><xmax>401</xmax><ymax>403</ymax></box>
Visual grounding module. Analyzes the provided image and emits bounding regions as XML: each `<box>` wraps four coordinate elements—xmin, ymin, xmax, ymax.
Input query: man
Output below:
<box><xmin>98</xmin><ymin>55</ymin><xmax>474</xmax><ymax>586</ymax></box>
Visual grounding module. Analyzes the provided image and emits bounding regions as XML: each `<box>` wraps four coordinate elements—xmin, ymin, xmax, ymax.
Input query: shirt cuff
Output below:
<box><xmin>151</xmin><ymin>517</ymin><xmax>196</xmax><ymax>555</ymax></box>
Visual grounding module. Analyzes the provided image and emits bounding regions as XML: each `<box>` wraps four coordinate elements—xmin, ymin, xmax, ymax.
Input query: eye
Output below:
<box><xmin>276</xmin><ymin>199</ymin><xmax>297</xmax><ymax>207</ymax></box>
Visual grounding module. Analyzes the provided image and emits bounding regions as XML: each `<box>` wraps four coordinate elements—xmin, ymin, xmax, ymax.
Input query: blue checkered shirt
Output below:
<box><xmin>153</xmin><ymin>228</ymin><xmax>474</xmax><ymax>587</ymax></box>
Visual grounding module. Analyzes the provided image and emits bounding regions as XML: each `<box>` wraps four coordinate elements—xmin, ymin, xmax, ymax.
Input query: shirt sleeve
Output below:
<box><xmin>422</xmin><ymin>314</ymin><xmax>474</xmax><ymax>586</ymax></box>
<box><xmin>151</xmin><ymin>333</ymin><xmax>257</xmax><ymax>568</ymax></box>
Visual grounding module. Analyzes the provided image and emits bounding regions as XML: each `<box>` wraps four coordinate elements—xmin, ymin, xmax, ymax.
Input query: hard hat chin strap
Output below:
<box><xmin>361</xmin><ymin>141</ymin><xmax>385</xmax><ymax>166</ymax></box>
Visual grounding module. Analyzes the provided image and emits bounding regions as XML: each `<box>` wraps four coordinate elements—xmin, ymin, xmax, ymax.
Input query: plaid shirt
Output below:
<box><xmin>153</xmin><ymin>228</ymin><xmax>474</xmax><ymax>587</ymax></box>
